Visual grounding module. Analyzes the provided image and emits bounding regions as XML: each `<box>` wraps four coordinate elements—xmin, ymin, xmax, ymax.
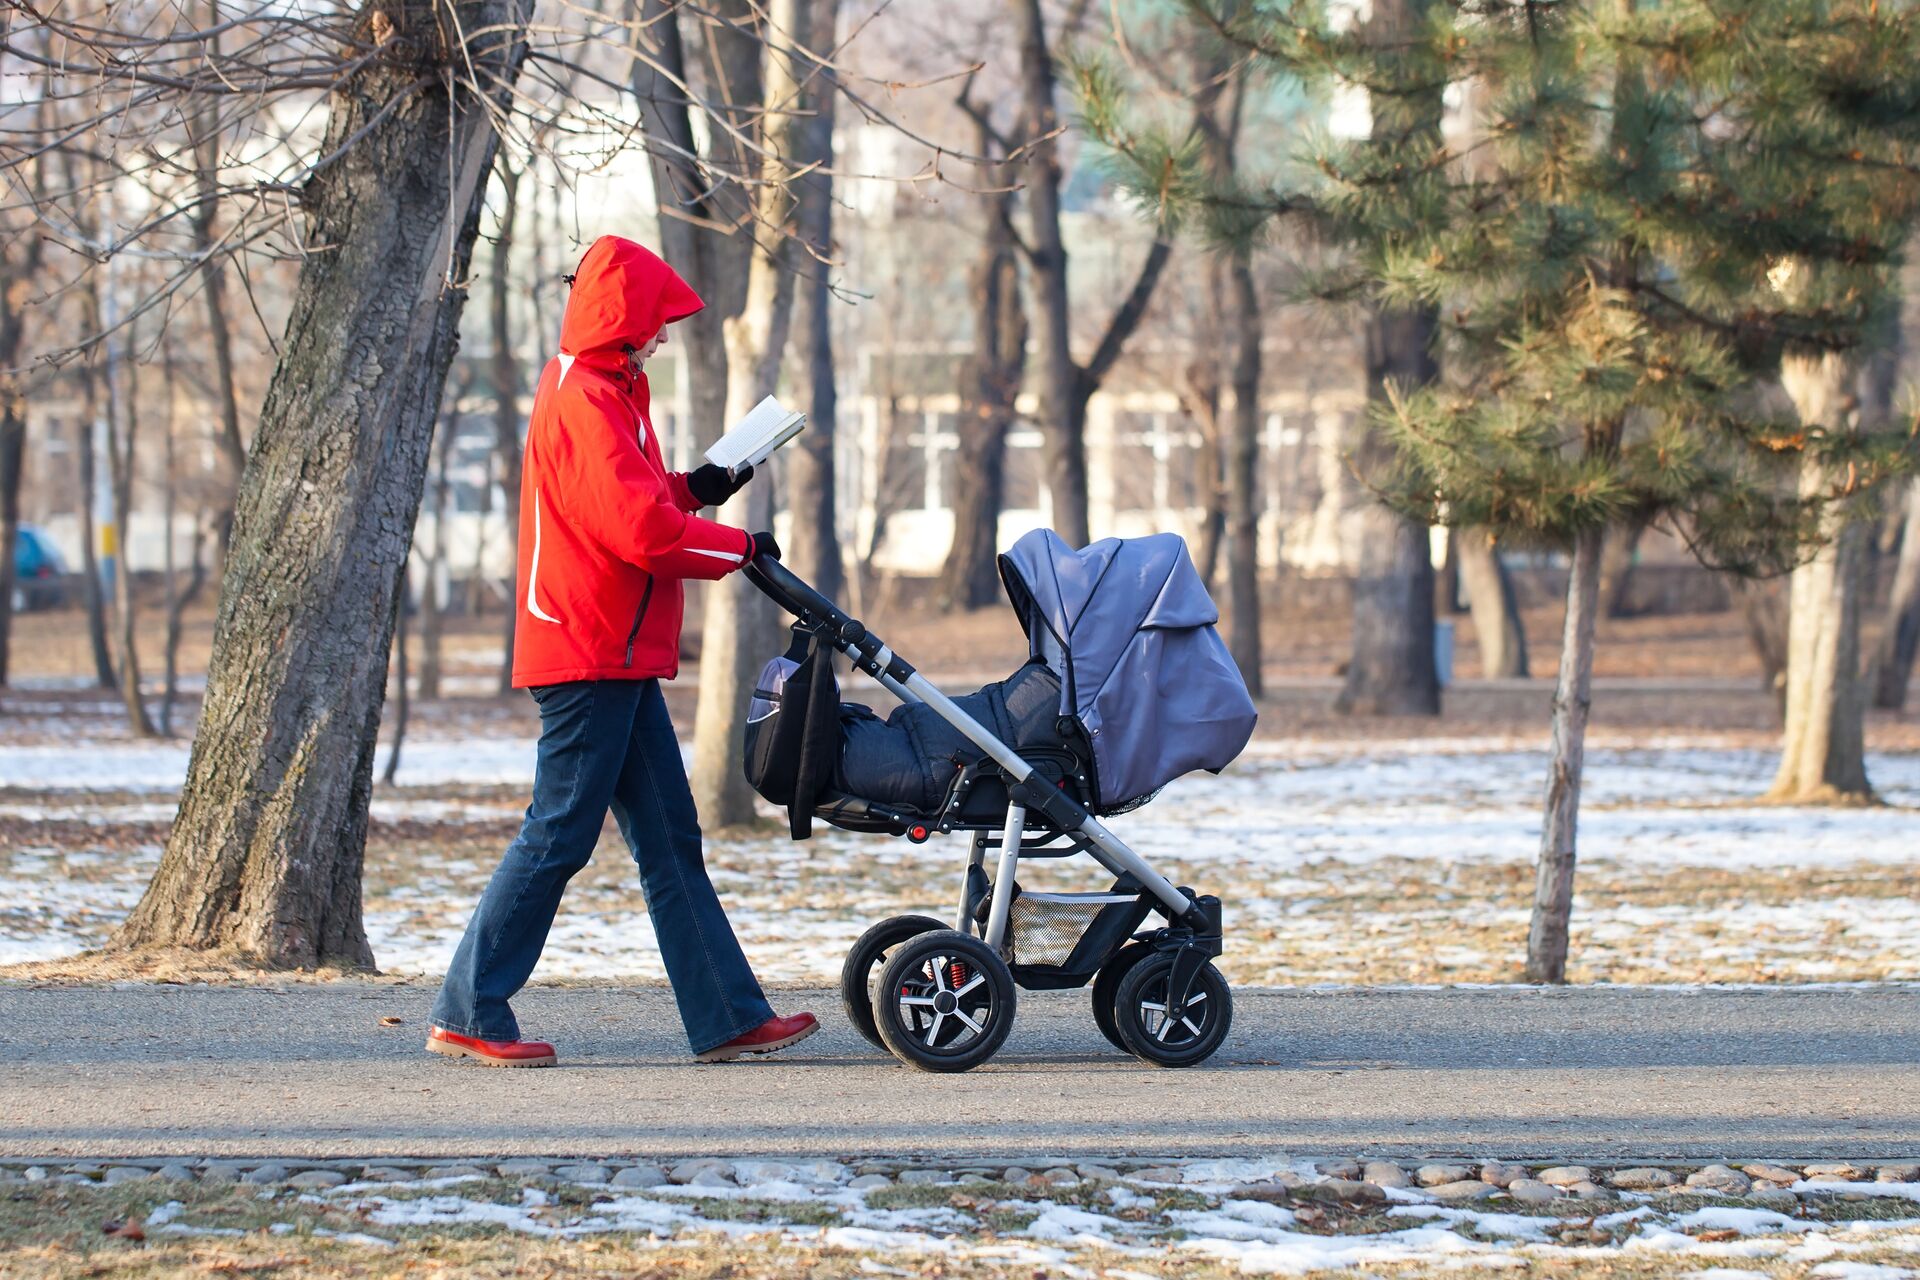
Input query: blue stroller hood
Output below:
<box><xmin>996</xmin><ymin>529</ymin><xmax>1258</xmax><ymax>808</ymax></box>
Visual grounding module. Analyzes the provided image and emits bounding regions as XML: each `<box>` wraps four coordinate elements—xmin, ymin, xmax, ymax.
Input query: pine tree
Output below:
<box><xmin>1086</xmin><ymin>0</ymin><xmax>1920</xmax><ymax>981</ymax></box>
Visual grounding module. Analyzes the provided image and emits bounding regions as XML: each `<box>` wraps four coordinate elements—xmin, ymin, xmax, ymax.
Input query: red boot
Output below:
<box><xmin>426</xmin><ymin>1026</ymin><xmax>557</xmax><ymax>1068</ymax></box>
<box><xmin>695</xmin><ymin>1012</ymin><xmax>818</xmax><ymax>1063</ymax></box>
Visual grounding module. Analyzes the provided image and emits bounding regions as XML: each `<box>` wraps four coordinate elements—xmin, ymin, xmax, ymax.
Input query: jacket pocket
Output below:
<box><xmin>623</xmin><ymin>575</ymin><xmax>655</xmax><ymax>667</ymax></box>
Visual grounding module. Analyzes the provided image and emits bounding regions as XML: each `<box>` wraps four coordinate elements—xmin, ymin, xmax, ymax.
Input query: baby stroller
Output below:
<box><xmin>742</xmin><ymin>529</ymin><xmax>1258</xmax><ymax>1072</ymax></box>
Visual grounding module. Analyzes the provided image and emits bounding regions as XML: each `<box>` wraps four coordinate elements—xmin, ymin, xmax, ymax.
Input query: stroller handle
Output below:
<box><xmin>744</xmin><ymin>552</ymin><xmax>855</xmax><ymax>636</ymax></box>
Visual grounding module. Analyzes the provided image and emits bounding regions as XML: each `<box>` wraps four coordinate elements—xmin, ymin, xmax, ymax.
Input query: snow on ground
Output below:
<box><xmin>103</xmin><ymin>1157</ymin><xmax>1920</xmax><ymax>1278</ymax></box>
<box><xmin>1</xmin><ymin>734</ymin><xmax>1916</xmax><ymax>983</ymax></box>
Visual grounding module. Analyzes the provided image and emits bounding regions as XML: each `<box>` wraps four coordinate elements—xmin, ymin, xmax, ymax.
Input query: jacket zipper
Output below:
<box><xmin>623</xmin><ymin>575</ymin><xmax>655</xmax><ymax>667</ymax></box>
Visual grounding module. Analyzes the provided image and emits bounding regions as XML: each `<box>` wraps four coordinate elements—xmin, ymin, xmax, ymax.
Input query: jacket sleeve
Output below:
<box><xmin>664</xmin><ymin>470</ymin><xmax>704</xmax><ymax>512</ymax></box>
<box><xmin>554</xmin><ymin>383</ymin><xmax>752</xmax><ymax>581</ymax></box>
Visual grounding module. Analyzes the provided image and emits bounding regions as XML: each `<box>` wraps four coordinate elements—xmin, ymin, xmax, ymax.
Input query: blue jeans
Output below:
<box><xmin>430</xmin><ymin>679</ymin><xmax>775</xmax><ymax>1054</ymax></box>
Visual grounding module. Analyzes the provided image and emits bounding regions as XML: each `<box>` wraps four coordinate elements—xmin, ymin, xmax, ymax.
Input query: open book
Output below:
<box><xmin>704</xmin><ymin>395</ymin><xmax>806</xmax><ymax>472</ymax></box>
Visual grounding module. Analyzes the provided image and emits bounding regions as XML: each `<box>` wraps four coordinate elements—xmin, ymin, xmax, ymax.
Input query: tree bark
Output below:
<box><xmin>1767</xmin><ymin>351</ymin><xmax>1873</xmax><ymax>804</ymax></box>
<box><xmin>0</xmin><ymin>272</ymin><xmax>30</xmax><ymax>687</ymax></box>
<box><xmin>110</xmin><ymin>0</ymin><xmax>532</xmax><ymax>967</ymax></box>
<box><xmin>1338</xmin><ymin>0</ymin><xmax>1441</xmax><ymax>716</ymax></box>
<box><xmin>490</xmin><ymin>158</ymin><xmax>523</xmax><ymax>695</ymax></box>
<box><xmin>1224</xmin><ymin>251</ymin><xmax>1263</xmax><ymax>696</ymax></box>
<box><xmin>1010</xmin><ymin>0</ymin><xmax>1087</xmax><ymax>547</ymax></box>
<box><xmin>1456</xmin><ymin>527</ymin><xmax>1528</xmax><ymax>678</ymax></box>
<box><xmin>106</xmin><ymin>317</ymin><xmax>157</xmax><ymax>737</ymax></box>
<box><xmin>416</xmin><ymin>406</ymin><xmax>454</xmax><ymax>701</ymax></box>
<box><xmin>690</xmin><ymin>0</ymin><xmax>808</xmax><ymax>829</ymax></box>
<box><xmin>1338</xmin><ymin>307</ymin><xmax>1440</xmax><ymax>715</ymax></box>
<box><xmin>785</xmin><ymin>0</ymin><xmax>844</xmax><ymax>603</ymax></box>
<box><xmin>1527</xmin><ymin>522</ymin><xmax>1602</xmax><ymax>983</ymax></box>
<box><xmin>74</xmin><ymin>384</ymin><xmax>116</xmax><ymax>690</ymax></box>
<box><xmin>1597</xmin><ymin>513</ymin><xmax>1647</xmax><ymax>619</ymax></box>
<box><xmin>937</xmin><ymin>134</ymin><xmax>1025</xmax><ymax>614</ymax></box>
<box><xmin>384</xmin><ymin>565</ymin><xmax>410</xmax><ymax>786</ymax></box>
<box><xmin>1870</xmin><ymin>478</ymin><xmax>1920</xmax><ymax>710</ymax></box>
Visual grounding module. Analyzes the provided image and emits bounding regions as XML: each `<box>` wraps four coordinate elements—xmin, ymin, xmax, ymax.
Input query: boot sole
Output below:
<box><xmin>694</xmin><ymin>1020</ymin><xmax>819</xmax><ymax>1063</ymax></box>
<box><xmin>425</xmin><ymin>1037</ymin><xmax>557</xmax><ymax>1068</ymax></box>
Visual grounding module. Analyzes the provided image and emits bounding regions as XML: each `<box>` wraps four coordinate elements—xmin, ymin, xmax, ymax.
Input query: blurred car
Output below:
<box><xmin>10</xmin><ymin>525</ymin><xmax>73</xmax><ymax>611</ymax></box>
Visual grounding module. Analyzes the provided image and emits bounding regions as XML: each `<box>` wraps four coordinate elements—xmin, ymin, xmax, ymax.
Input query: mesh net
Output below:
<box><xmin>1007</xmin><ymin>894</ymin><xmax>1128</xmax><ymax>968</ymax></box>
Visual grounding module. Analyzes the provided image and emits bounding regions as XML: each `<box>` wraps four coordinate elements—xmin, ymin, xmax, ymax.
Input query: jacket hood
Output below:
<box><xmin>559</xmin><ymin>235</ymin><xmax>704</xmax><ymax>357</ymax></box>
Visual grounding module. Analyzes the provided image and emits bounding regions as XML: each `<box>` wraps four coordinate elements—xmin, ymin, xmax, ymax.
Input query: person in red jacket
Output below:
<box><xmin>426</xmin><ymin>235</ymin><xmax>816</xmax><ymax>1067</ymax></box>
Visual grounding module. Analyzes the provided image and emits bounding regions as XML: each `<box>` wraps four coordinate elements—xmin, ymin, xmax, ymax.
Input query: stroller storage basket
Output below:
<box><xmin>1008</xmin><ymin>891</ymin><xmax>1152</xmax><ymax>986</ymax></box>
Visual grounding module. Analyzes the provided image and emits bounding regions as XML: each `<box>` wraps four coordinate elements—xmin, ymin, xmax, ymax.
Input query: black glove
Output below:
<box><xmin>749</xmin><ymin>531</ymin><xmax>782</xmax><ymax>561</ymax></box>
<box><xmin>686</xmin><ymin>462</ymin><xmax>753</xmax><ymax>508</ymax></box>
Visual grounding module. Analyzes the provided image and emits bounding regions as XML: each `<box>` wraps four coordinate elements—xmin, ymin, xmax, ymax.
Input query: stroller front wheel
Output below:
<box><xmin>874</xmin><ymin>930</ymin><xmax>1016</xmax><ymax>1072</ymax></box>
<box><xmin>842</xmin><ymin>914</ymin><xmax>948</xmax><ymax>1049</ymax></box>
<box><xmin>1111</xmin><ymin>951</ymin><xmax>1232</xmax><ymax>1068</ymax></box>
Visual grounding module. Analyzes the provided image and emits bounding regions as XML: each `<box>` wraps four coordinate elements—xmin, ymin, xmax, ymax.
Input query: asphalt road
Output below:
<box><xmin>2</xmin><ymin>982</ymin><xmax>1914</xmax><ymax>1162</ymax></box>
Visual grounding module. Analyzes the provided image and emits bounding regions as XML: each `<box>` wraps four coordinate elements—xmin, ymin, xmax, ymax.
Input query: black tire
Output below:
<box><xmin>841</xmin><ymin>914</ymin><xmax>947</xmax><ymax>1049</ymax></box>
<box><xmin>1090</xmin><ymin>941</ymin><xmax>1154</xmax><ymax>1052</ymax></box>
<box><xmin>1111</xmin><ymin>950</ymin><xmax>1232</xmax><ymax>1068</ymax></box>
<box><xmin>874</xmin><ymin>930</ymin><xmax>1016</xmax><ymax>1073</ymax></box>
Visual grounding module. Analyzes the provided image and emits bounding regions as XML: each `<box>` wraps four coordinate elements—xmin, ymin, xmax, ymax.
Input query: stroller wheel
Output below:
<box><xmin>1112</xmin><ymin>951</ymin><xmax>1232</xmax><ymax>1068</ymax></box>
<box><xmin>1091</xmin><ymin>942</ymin><xmax>1154</xmax><ymax>1052</ymax></box>
<box><xmin>874</xmin><ymin>930</ymin><xmax>1016</xmax><ymax>1073</ymax></box>
<box><xmin>841</xmin><ymin>914</ymin><xmax>947</xmax><ymax>1050</ymax></box>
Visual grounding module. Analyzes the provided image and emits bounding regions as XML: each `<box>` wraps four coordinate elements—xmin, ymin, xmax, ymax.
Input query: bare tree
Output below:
<box><xmin>384</xmin><ymin>565</ymin><xmax>411</xmax><ymax>786</ymax></box>
<box><xmin>107</xmin><ymin>0</ymin><xmax>537</xmax><ymax>967</ymax></box>
<box><xmin>1873</xmin><ymin>479</ymin><xmax>1920</xmax><ymax>710</ymax></box>
<box><xmin>1011</xmin><ymin>0</ymin><xmax>1172</xmax><ymax>548</ymax></box>
<box><xmin>691</xmin><ymin>0</ymin><xmax>813</xmax><ymax>829</ymax></box>
<box><xmin>105</xmin><ymin>301</ymin><xmax>157</xmax><ymax>736</ymax></box>
<box><xmin>785</xmin><ymin>0</ymin><xmax>845</xmax><ymax>603</ymax></box>
<box><xmin>938</xmin><ymin>101</ymin><xmax>1026</xmax><ymax>613</ymax></box>
<box><xmin>416</xmin><ymin>391</ymin><xmax>460</xmax><ymax>702</ymax></box>
<box><xmin>159</xmin><ymin>341</ymin><xmax>209</xmax><ymax>737</ymax></box>
<box><xmin>488</xmin><ymin>157</ymin><xmax>524</xmax><ymax>695</ymax></box>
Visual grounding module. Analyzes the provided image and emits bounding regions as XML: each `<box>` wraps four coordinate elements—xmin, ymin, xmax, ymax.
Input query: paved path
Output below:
<box><xmin>2</xmin><ymin>983</ymin><xmax>1914</xmax><ymax>1162</ymax></box>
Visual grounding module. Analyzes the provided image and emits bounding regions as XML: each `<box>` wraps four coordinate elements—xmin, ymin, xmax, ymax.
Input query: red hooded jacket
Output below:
<box><xmin>510</xmin><ymin>235</ymin><xmax>753</xmax><ymax>687</ymax></box>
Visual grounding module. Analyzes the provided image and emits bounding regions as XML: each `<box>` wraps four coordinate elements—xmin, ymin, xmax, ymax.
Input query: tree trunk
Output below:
<box><xmin>1457</xmin><ymin>527</ymin><xmax>1528</xmax><ymax>678</ymax></box>
<box><xmin>110</xmin><ymin>0</ymin><xmax>532</xmax><ymax>967</ymax></box>
<box><xmin>690</xmin><ymin>0</ymin><xmax>808</xmax><ymax>829</ymax></box>
<box><xmin>1597</xmin><ymin>513</ymin><xmax>1647</xmax><ymax>619</ymax></box>
<box><xmin>74</xmin><ymin>394</ymin><xmax>116</xmax><ymax>690</ymax></box>
<box><xmin>490</xmin><ymin>159</ymin><xmax>524</xmax><ymax>695</ymax></box>
<box><xmin>1010</xmin><ymin>0</ymin><xmax>1086</xmax><ymax>547</ymax></box>
<box><xmin>159</xmin><ymin>337</ymin><xmax>208</xmax><ymax>737</ymax></box>
<box><xmin>1338</xmin><ymin>307</ymin><xmax>1439</xmax><ymax>715</ymax></box>
<box><xmin>1870</xmin><ymin>479</ymin><xmax>1920</xmax><ymax>710</ymax></box>
<box><xmin>1528</xmin><ymin>522</ymin><xmax>1602</xmax><ymax>983</ymax></box>
<box><xmin>937</xmin><ymin>139</ymin><xmax>1024</xmax><ymax>614</ymax></box>
<box><xmin>1767</xmin><ymin>351</ymin><xmax>1873</xmax><ymax>804</ymax></box>
<box><xmin>0</xmin><ymin>220</ymin><xmax>40</xmax><ymax>687</ymax></box>
<box><xmin>416</xmin><ymin>412</ymin><xmax>452</xmax><ymax>701</ymax></box>
<box><xmin>384</xmin><ymin>566</ymin><xmax>410</xmax><ymax>786</ymax></box>
<box><xmin>0</xmin><ymin>373</ymin><xmax>22</xmax><ymax>689</ymax></box>
<box><xmin>1224</xmin><ymin>251</ymin><xmax>1263</xmax><ymax>697</ymax></box>
<box><xmin>106</xmin><ymin>321</ymin><xmax>156</xmax><ymax>737</ymax></box>
<box><xmin>1339</xmin><ymin>0</ymin><xmax>1441</xmax><ymax>715</ymax></box>
<box><xmin>191</xmin><ymin>0</ymin><xmax>247</xmax><ymax>558</ymax></box>
<box><xmin>785</xmin><ymin>0</ymin><xmax>844</xmax><ymax>603</ymax></box>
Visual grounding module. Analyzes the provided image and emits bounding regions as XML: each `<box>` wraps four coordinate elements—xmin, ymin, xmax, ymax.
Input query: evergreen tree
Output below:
<box><xmin>1085</xmin><ymin>0</ymin><xmax>1920</xmax><ymax>981</ymax></box>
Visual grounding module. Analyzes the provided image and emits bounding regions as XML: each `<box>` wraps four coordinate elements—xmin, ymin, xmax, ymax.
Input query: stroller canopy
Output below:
<box><xmin>997</xmin><ymin>529</ymin><xmax>1258</xmax><ymax>808</ymax></box>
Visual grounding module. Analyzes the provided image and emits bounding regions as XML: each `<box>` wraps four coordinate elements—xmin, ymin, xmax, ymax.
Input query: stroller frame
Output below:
<box><xmin>746</xmin><ymin>553</ymin><xmax>1229</xmax><ymax>1072</ymax></box>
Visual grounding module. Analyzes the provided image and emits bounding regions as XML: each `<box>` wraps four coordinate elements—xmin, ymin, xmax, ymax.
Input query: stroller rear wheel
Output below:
<box><xmin>1090</xmin><ymin>941</ymin><xmax>1154</xmax><ymax>1052</ymax></box>
<box><xmin>841</xmin><ymin>914</ymin><xmax>947</xmax><ymax>1049</ymax></box>
<box><xmin>874</xmin><ymin>930</ymin><xmax>1015</xmax><ymax>1072</ymax></box>
<box><xmin>1111</xmin><ymin>950</ymin><xmax>1232</xmax><ymax>1068</ymax></box>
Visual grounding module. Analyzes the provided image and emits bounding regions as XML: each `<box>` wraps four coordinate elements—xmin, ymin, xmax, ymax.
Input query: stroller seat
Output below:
<box><xmin>836</xmin><ymin>660</ymin><xmax>1067</xmax><ymax>815</ymax></box>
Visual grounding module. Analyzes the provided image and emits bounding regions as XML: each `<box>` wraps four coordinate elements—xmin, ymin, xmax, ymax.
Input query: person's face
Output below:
<box><xmin>629</xmin><ymin>327</ymin><xmax>668</xmax><ymax>372</ymax></box>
